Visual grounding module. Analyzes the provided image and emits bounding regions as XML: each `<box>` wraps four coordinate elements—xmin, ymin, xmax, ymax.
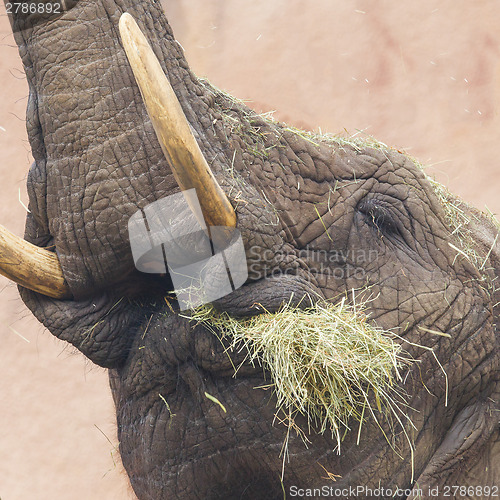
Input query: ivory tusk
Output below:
<box><xmin>0</xmin><ymin>224</ymin><xmax>71</xmax><ymax>299</ymax></box>
<box><xmin>119</xmin><ymin>12</ymin><xmax>237</xmax><ymax>230</ymax></box>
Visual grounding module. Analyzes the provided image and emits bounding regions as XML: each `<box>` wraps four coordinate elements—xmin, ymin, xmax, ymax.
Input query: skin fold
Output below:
<box><xmin>6</xmin><ymin>0</ymin><xmax>499</xmax><ymax>498</ymax></box>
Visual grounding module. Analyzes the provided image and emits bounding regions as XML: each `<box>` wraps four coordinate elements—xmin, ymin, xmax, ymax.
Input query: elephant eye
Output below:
<box><xmin>357</xmin><ymin>198</ymin><xmax>403</xmax><ymax>237</ymax></box>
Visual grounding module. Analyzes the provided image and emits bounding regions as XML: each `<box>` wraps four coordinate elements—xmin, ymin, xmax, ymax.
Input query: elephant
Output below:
<box><xmin>2</xmin><ymin>0</ymin><xmax>499</xmax><ymax>498</ymax></box>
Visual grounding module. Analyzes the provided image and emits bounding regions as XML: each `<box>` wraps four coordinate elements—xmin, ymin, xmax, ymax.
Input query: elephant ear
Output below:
<box><xmin>408</xmin><ymin>399</ymin><xmax>499</xmax><ymax>498</ymax></box>
<box><xmin>407</xmin><ymin>197</ymin><xmax>500</xmax><ymax>497</ymax></box>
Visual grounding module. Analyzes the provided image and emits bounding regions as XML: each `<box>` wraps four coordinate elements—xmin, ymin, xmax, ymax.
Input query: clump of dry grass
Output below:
<box><xmin>188</xmin><ymin>296</ymin><xmax>413</xmax><ymax>452</ymax></box>
<box><xmin>285</xmin><ymin>126</ymin><xmax>390</xmax><ymax>153</ymax></box>
<box><xmin>428</xmin><ymin>181</ymin><xmax>482</xmax><ymax>262</ymax></box>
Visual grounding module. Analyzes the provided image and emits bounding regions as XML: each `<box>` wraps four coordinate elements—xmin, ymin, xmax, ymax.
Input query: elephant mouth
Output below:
<box><xmin>189</xmin><ymin>299</ymin><xmax>412</xmax><ymax>447</ymax></box>
<box><xmin>0</xmin><ymin>13</ymin><xmax>239</xmax><ymax>304</ymax></box>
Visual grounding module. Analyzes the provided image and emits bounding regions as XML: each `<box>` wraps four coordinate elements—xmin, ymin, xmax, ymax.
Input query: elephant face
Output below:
<box><xmin>4</xmin><ymin>1</ymin><xmax>499</xmax><ymax>499</ymax></box>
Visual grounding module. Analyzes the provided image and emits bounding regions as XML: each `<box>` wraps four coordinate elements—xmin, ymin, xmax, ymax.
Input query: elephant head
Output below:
<box><xmin>3</xmin><ymin>1</ymin><xmax>499</xmax><ymax>498</ymax></box>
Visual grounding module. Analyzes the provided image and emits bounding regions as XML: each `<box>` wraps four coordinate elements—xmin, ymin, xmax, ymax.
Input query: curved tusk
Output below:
<box><xmin>119</xmin><ymin>13</ymin><xmax>237</xmax><ymax>230</ymax></box>
<box><xmin>0</xmin><ymin>224</ymin><xmax>72</xmax><ymax>299</ymax></box>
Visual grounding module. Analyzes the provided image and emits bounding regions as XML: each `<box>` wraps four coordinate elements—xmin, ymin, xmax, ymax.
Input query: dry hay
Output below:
<box><xmin>187</xmin><ymin>296</ymin><xmax>414</xmax><ymax>454</ymax></box>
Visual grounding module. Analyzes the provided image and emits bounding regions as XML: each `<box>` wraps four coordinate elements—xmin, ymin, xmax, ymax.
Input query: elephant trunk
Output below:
<box><xmin>0</xmin><ymin>8</ymin><xmax>239</xmax><ymax>301</ymax></box>
<box><xmin>4</xmin><ymin>0</ymin><xmax>225</xmax><ymax>299</ymax></box>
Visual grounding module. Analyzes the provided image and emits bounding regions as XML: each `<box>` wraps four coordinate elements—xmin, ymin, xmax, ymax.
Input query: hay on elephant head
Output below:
<box><xmin>188</xmin><ymin>296</ymin><xmax>413</xmax><ymax>451</ymax></box>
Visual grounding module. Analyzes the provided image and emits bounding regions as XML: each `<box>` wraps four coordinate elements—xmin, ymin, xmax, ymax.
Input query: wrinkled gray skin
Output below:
<box><xmin>7</xmin><ymin>1</ymin><xmax>500</xmax><ymax>498</ymax></box>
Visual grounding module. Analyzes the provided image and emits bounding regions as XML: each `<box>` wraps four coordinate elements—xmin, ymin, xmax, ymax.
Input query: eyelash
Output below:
<box><xmin>358</xmin><ymin>200</ymin><xmax>401</xmax><ymax>236</ymax></box>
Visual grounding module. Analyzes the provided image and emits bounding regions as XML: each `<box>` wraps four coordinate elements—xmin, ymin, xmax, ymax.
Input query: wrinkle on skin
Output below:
<box><xmin>6</xmin><ymin>0</ymin><xmax>499</xmax><ymax>497</ymax></box>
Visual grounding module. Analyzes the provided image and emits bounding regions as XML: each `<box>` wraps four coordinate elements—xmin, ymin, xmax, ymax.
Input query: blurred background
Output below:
<box><xmin>1</xmin><ymin>1</ymin><xmax>499</xmax><ymax>498</ymax></box>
